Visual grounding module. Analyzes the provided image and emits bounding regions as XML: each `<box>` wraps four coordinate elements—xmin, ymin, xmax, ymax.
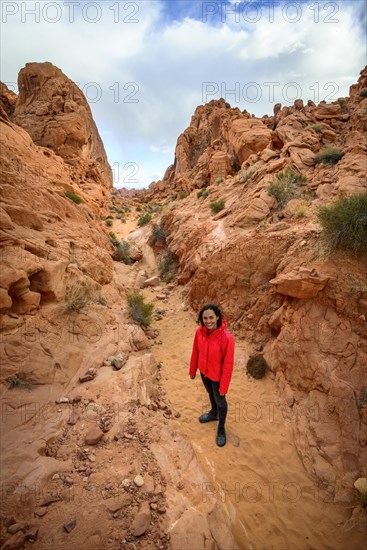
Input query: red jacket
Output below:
<box><xmin>189</xmin><ymin>319</ymin><xmax>235</xmax><ymax>395</ymax></box>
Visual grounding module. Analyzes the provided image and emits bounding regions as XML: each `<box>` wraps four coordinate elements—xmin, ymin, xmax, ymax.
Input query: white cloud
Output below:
<box><xmin>1</xmin><ymin>0</ymin><xmax>366</xmax><ymax>189</ymax></box>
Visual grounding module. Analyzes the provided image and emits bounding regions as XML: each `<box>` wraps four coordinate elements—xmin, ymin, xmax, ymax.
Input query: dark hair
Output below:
<box><xmin>197</xmin><ymin>304</ymin><xmax>223</xmax><ymax>327</ymax></box>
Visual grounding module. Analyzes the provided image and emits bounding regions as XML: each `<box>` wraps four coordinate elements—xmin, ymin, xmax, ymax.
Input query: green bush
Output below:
<box><xmin>314</xmin><ymin>147</ymin><xmax>345</xmax><ymax>166</ymax></box>
<box><xmin>215</xmin><ymin>177</ymin><xmax>224</xmax><ymax>184</ymax></box>
<box><xmin>309</xmin><ymin>124</ymin><xmax>323</xmax><ymax>133</ymax></box>
<box><xmin>105</xmin><ymin>215</ymin><xmax>113</xmax><ymax>220</ymax></box>
<box><xmin>112</xmin><ymin>239</ymin><xmax>132</xmax><ymax>264</ymax></box>
<box><xmin>109</xmin><ymin>231</ymin><xmax>117</xmax><ymax>240</ymax></box>
<box><xmin>268</xmin><ymin>168</ymin><xmax>306</xmax><ymax>208</ymax></box>
<box><xmin>64</xmin><ymin>191</ymin><xmax>83</xmax><ymax>204</ymax></box>
<box><xmin>178</xmin><ymin>192</ymin><xmax>188</xmax><ymax>200</ymax></box>
<box><xmin>359</xmin><ymin>88</ymin><xmax>367</xmax><ymax>98</ymax></box>
<box><xmin>127</xmin><ymin>292</ymin><xmax>154</xmax><ymax>328</ymax></box>
<box><xmin>137</xmin><ymin>213</ymin><xmax>152</xmax><ymax>227</ymax></box>
<box><xmin>65</xmin><ymin>283</ymin><xmax>91</xmax><ymax>313</ymax></box>
<box><xmin>148</xmin><ymin>223</ymin><xmax>166</xmax><ymax>246</ymax></box>
<box><xmin>6</xmin><ymin>375</ymin><xmax>34</xmax><ymax>391</ymax></box>
<box><xmin>136</xmin><ymin>206</ymin><xmax>142</xmax><ymax>212</ymax></box>
<box><xmin>246</xmin><ymin>355</ymin><xmax>269</xmax><ymax>379</ymax></box>
<box><xmin>158</xmin><ymin>250</ymin><xmax>178</xmax><ymax>283</ymax></box>
<box><xmin>138</xmin><ymin>212</ymin><xmax>152</xmax><ymax>227</ymax></box>
<box><xmin>105</xmin><ymin>219</ymin><xmax>113</xmax><ymax>227</ymax></box>
<box><xmin>292</xmin><ymin>204</ymin><xmax>309</xmax><ymax>218</ymax></box>
<box><xmin>239</xmin><ymin>166</ymin><xmax>257</xmax><ymax>183</ymax></box>
<box><xmin>197</xmin><ymin>188</ymin><xmax>210</xmax><ymax>199</ymax></box>
<box><xmin>210</xmin><ymin>199</ymin><xmax>225</xmax><ymax>214</ymax></box>
<box><xmin>317</xmin><ymin>193</ymin><xmax>367</xmax><ymax>254</ymax></box>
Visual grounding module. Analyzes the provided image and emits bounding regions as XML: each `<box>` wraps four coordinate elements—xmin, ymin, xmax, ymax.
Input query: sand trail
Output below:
<box><xmin>142</xmin><ymin>289</ymin><xmax>365</xmax><ymax>550</ymax></box>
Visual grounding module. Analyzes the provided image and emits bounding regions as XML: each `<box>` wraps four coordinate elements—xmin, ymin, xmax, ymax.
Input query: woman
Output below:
<box><xmin>189</xmin><ymin>304</ymin><xmax>235</xmax><ymax>447</ymax></box>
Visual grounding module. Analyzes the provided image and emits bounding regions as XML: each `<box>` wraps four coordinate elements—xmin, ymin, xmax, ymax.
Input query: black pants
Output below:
<box><xmin>200</xmin><ymin>373</ymin><xmax>228</xmax><ymax>428</ymax></box>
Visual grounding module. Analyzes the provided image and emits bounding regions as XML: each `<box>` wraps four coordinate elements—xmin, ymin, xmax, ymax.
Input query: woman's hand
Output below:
<box><xmin>190</xmin><ymin>374</ymin><xmax>196</xmax><ymax>379</ymax></box>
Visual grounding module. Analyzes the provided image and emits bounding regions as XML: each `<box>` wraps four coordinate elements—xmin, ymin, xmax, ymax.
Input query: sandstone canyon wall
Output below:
<box><xmin>0</xmin><ymin>63</ymin><xmax>237</xmax><ymax>549</ymax></box>
<box><xmin>148</xmin><ymin>67</ymin><xmax>367</xmax><ymax>502</ymax></box>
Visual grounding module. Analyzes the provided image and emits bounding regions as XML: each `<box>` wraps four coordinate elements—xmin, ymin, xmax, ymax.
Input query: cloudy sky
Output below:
<box><xmin>1</xmin><ymin>0</ymin><xmax>366</xmax><ymax>189</ymax></box>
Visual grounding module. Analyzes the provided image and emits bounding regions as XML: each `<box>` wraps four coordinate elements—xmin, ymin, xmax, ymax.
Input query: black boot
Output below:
<box><xmin>216</xmin><ymin>425</ymin><xmax>226</xmax><ymax>447</ymax></box>
<box><xmin>199</xmin><ymin>410</ymin><xmax>218</xmax><ymax>423</ymax></box>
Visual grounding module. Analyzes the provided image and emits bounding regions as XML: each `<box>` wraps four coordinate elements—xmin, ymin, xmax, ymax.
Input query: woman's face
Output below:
<box><xmin>202</xmin><ymin>309</ymin><xmax>219</xmax><ymax>331</ymax></box>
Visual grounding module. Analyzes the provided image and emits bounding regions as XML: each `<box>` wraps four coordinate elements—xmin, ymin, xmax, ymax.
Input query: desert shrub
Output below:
<box><xmin>92</xmin><ymin>295</ymin><xmax>107</xmax><ymax>306</ymax></box>
<box><xmin>127</xmin><ymin>292</ymin><xmax>154</xmax><ymax>328</ymax></box>
<box><xmin>158</xmin><ymin>250</ymin><xmax>178</xmax><ymax>283</ymax></box>
<box><xmin>246</xmin><ymin>355</ymin><xmax>269</xmax><ymax>379</ymax></box>
<box><xmin>149</xmin><ymin>223</ymin><xmax>166</xmax><ymax>246</ymax></box>
<box><xmin>64</xmin><ymin>191</ymin><xmax>82</xmax><ymax>204</ymax></box>
<box><xmin>317</xmin><ymin>193</ymin><xmax>367</xmax><ymax>254</ymax></box>
<box><xmin>309</xmin><ymin>124</ymin><xmax>323</xmax><ymax>133</ymax></box>
<box><xmin>178</xmin><ymin>192</ymin><xmax>188</xmax><ymax>200</ymax></box>
<box><xmin>215</xmin><ymin>177</ymin><xmax>224</xmax><ymax>184</ymax></box>
<box><xmin>210</xmin><ymin>198</ymin><xmax>225</xmax><ymax>214</ymax></box>
<box><xmin>112</xmin><ymin>239</ymin><xmax>132</xmax><ymax>264</ymax></box>
<box><xmin>105</xmin><ymin>215</ymin><xmax>113</xmax><ymax>220</ymax></box>
<box><xmin>136</xmin><ymin>206</ymin><xmax>142</xmax><ymax>212</ymax></box>
<box><xmin>359</xmin><ymin>88</ymin><xmax>367</xmax><ymax>98</ymax></box>
<box><xmin>197</xmin><ymin>188</ymin><xmax>210</xmax><ymax>198</ymax></box>
<box><xmin>314</xmin><ymin>147</ymin><xmax>345</xmax><ymax>166</ymax></box>
<box><xmin>268</xmin><ymin>168</ymin><xmax>306</xmax><ymax>208</ymax></box>
<box><xmin>109</xmin><ymin>231</ymin><xmax>117</xmax><ymax>240</ymax></box>
<box><xmin>239</xmin><ymin>165</ymin><xmax>257</xmax><ymax>183</ymax></box>
<box><xmin>137</xmin><ymin>213</ymin><xmax>152</xmax><ymax>227</ymax></box>
<box><xmin>65</xmin><ymin>283</ymin><xmax>91</xmax><ymax>312</ymax></box>
<box><xmin>6</xmin><ymin>375</ymin><xmax>34</xmax><ymax>391</ymax></box>
<box><xmin>292</xmin><ymin>203</ymin><xmax>309</xmax><ymax>218</ymax></box>
<box><xmin>105</xmin><ymin>219</ymin><xmax>113</xmax><ymax>227</ymax></box>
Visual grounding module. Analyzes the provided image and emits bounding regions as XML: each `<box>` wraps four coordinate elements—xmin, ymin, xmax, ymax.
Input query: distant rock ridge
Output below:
<box><xmin>145</xmin><ymin>66</ymin><xmax>367</xmax><ymax>200</ymax></box>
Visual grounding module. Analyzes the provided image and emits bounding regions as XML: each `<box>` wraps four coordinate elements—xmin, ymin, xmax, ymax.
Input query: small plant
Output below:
<box><xmin>148</xmin><ymin>223</ymin><xmax>166</xmax><ymax>246</ymax></box>
<box><xmin>105</xmin><ymin>215</ymin><xmax>113</xmax><ymax>220</ymax></box>
<box><xmin>215</xmin><ymin>177</ymin><xmax>224</xmax><ymax>184</ymax></box>
<box><xmin>136</xmin><ymin>206</ymin><xmax>142</xmax><ymax>212</ymax></box>
<box><xmin>91</xmin><ymin>295</ymin><xmax>107</xmax><ymax>306</ymax></box>
<box><xmin>210</xmin><ymin>199</ymin><xmax>225</xmax><ymax>214</ymax></box>
<box><xmin>158</xmin><ymin>250</ymin><xmax>178</xmax><ymax>283</ymax></box>
<box><xmin>178</xmin><ymin>192</ymin><xmax>188</xmax><ymax>200</ymax></box>
<box><xmin>268</xmin><ymin>168</ymin><xmax>306</xmax><ymax>208</ymax></box>
<box><xmin>64</xmin><ymin>191</ymin><xmax>83</xmax><ymax>204</ymax></box>
<box><xmin>6</xmin><ymin>375</ymin><xmax>34</xmax><ymax>391</ymax></box>
<box><xmin>292</xmin><ymin>203</ymin><xmax>309</xmax><ymax>218</ymax></box>
<box><xmin>109</xmin><ymin>231</ymin><xmax>117</xmax><ymax>240</ymax></box>
<box><xmin>197</xmin><ymin>188</ymin><xmax>210</xmax><ymax>199</ymax></box>
<box><xmin>317</xmin><ymin>193</ymin><xmax>367</xmax><ymax>254</ymax></box>
<box><xmin>314</xmin><ymin>147</ymin><xmax>345</xmax><ymax>166</ymax></box>
<box><xmin>309</xmin><ymin>124</ymin><xmax>323</xmax><ymax>133</ymax></box>
<box><xmin>127</xmin><ymin>292</ymin><xmax>154</xmax><ymax>328</ymax></box>
<box><xmin>65</xmin><ymin>283</ymin><xmax>91</xmax><ymax>313</ymax></box>
<box><xmin>246</xmin><ymin>355</ymin><xmax>269</xmax><ymax>379</ymax></box>
<box><xmin>105</xmin><ymin>219</ymin><xmax>113</xmax><ymax>227</ymax></box>
<box><xmin>239</xmin><ymin>165</ymin><xmax>257</xmax><ymax>183</ymax></box>
<box><xmin>112</xmin><ymin>240</ymin><xmax>132</xmax><ymax>264</ymax></box>
<box><xmin>137</xmin><ymin>213</ymin><xmax>152</xmax><ymax>227</ymax></box>
<box><xmin>359</xmin><ymin>88</ymin><xmax>367</xmax><ymax>98</ymax></box>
